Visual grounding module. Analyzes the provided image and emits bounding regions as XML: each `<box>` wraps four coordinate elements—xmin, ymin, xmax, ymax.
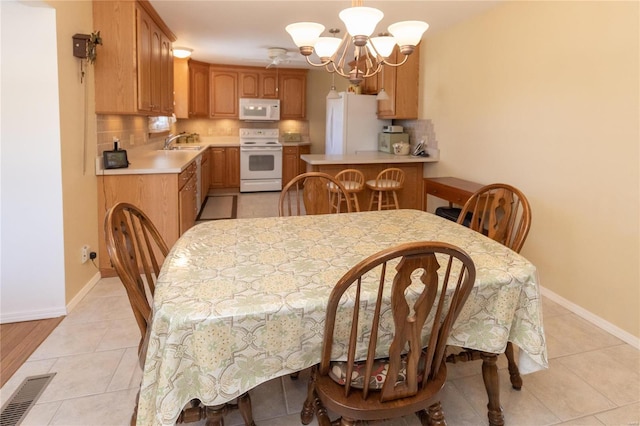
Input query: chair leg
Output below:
<box><xmin>237</xmin><ymin>392</ymin><xmax>256</xmax><ymax>426</ymax></box>
<box><xmin>504</xmin><ymin>342</ymin><xmax>523</xmax><ymax>390</ymax></box>
<box><xmin>377</xmin><ymin>191</ymin><xmax>383</xmax><ymax>211</ymax></box>
<box><xmin>351</xmin><ymin>193</ymin><xmax>360</xmax><ymax>212</ymax></box>
<box><xmin>480</xmin><ymin>352</ymin><xmax>505</xmax><ymax>426</ymax></box>
<box><xmin>392</xmin><ymin>190</ymin><xmax>400</xmax><ymax>209</ymax></box>
<box><xmin>369</xmin><ymin>191</ymin><xmax>379</xmax><ymax>211</ymax></box>
<box><xmin>301</xmin><ymin>366</ymin><xmax>317</xmax><ymax>425</ymax></box>
<box><xmin>427</xmin><ymin>401</ymin><xmax>446</xmax><ymax>426</ymax></box>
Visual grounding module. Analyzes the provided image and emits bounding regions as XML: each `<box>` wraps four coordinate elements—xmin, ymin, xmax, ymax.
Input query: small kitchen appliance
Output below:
<box><xmin>239</xmin><ymin>98</ymin><xmax>280</xmax><ymax>121</ymax></box>
<box><xmin>382</xmin><ymin>125</ymin><xmax>404</xmax><ymax>133</ymax></box>
<box><xmin>378</xmin><ymin>132</ymin><xmax>409</xmax><ymax>154</ymax></box>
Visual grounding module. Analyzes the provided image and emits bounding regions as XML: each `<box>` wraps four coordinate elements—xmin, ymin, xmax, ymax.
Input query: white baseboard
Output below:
<box><xmin>0</xmin><ymin>272</ymin><xmax>102</xmax><ymax>323</ymax></box>
<box><xmin>541</xmin><ymin>286</ymin><xmax>640</xmax><ymax>349</ymax></box>
<box><xmin>66</xmin><ymin>272</ymin><xmax>101</xmax><ymax>313</ymax></box>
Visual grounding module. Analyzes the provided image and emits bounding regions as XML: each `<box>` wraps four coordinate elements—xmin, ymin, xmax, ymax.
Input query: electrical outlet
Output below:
<box><xmin>81</xmin><ymin>245</ymin><xmax>90</xmax><ymax>263</ymax></box>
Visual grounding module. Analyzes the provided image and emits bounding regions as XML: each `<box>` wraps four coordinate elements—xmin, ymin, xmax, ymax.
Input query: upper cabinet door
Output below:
<box><xmin>279</xmin><ymin>70</ymin><xmax>307</xmax><ymax>119</ymax></box>
<box><xmin>210</xmin><ymin>67</ymin><xmax>238</xmax><ymax>118</ymax></box>
<box><xmin>260</xmin><ymin>71</ymin><xmax>279</xmax><ymax>99</ymax></box>
<box><xmin>239</xmin><ymin>71</ymin><xmax>259</xmax><ymax>98</ymax></box>
<box><xmin>136</xmin><ymin>7</ymin><xmax>153</xmax><ymax>112</ymax></box>
<box><xmin>189</xmin><ymin>60</ymin><xmax>210</xmax><ymax>118</ymax></box>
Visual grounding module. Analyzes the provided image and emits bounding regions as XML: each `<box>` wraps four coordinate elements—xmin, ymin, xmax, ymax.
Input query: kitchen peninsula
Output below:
<box><xmin>302</xmin><ymin>151</ymin><xmax>438</xmax><ymax>210</ymax></box>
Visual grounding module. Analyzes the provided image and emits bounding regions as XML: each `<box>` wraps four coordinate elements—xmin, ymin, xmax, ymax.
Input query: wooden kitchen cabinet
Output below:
<box><xmin>360</xmin><ymin>45</ymin><xmax>420</xmax><ymax>119</ymax></box>
<box><xmin>279</xmin><ymin>70</ymin><xmax>307</xmax><ymax>119</ymax></box>
<box><xmin>239</xmin><ymin>69</ymin><xmax>280</xmax><ymax>99</ymax></box>
<box><xmin>210</xmin><ymin>147</ymin><xmax>240</xmax><ymax>189</ymax></box>
<box><xmin>94</xmin><ymin>0</ymin><xmax>176</xmax><ymax>115</ymax></box>
<box><xmin>282</xmin><ymin>144</ymin><xmax>311</xmax><ymax>186</ymax></box>
<box><xmin>189</xmin><ymin>60</ymin><xmax>210</xmax><ymax>118</ymax></box>
<box><xmin>210</xmin><ymin>66</ymin><xmax>238</xmax><ymax>118</ymax></box>
<box><xmin>239</xmin><ymin>71</ymin><xmax>260</xmax><ymax>98</ymax></box>
<box><xmin>178</xmin><ymin>162</ymin><xmax>198</xmax><ymax>234</ymax></box>
<box><xmin>200</xmin><ymin>148</ymin><xmax>211</xmax><ymax>200</ymax></box>
<box><xmin>226</xmin><ymin>147</ymin><xmax>240</xmax><ymax>187</ymax></box>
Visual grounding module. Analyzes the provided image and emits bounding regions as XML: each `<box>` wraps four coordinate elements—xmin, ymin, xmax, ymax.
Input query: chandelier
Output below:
<box><xmin>286</xmin><ymin>1</ymin><xmax>428</xmax><ymax>85</ymax></box>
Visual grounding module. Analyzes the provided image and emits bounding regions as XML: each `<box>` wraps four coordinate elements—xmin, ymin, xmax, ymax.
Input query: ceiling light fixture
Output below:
<box><xmin>173</xmin><ymin>47</ymin><xmax>193</xmax><ymax>59</ymax></box>
<box><xmin>286</xmin><ymin>0</ymin><xmax>428</xmax><ymax>86</ymax></box>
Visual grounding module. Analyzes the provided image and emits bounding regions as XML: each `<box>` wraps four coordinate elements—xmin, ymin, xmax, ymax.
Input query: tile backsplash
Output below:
<box><xmin>394</xmin><ymin>119</ymin><xmax>438</xmax><ymax>150</ymax></box>
<box><xmin>96</xmin><ymin>115</ymin><xmax>168</xmax><ymax>155</ymax></box>
<box><xmin>96</xmin><ymin>116</ymin><xmax>311</xmax><ymax>153</ymax></box>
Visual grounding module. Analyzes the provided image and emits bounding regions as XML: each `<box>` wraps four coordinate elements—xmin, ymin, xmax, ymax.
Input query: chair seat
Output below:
<box><xmin>366</xmin><ymin>179</ymin><xmax>401</xmax><ymax>189</ymax></box>
<box><xmin>329</xmin><ymin>180</ymin><xmax>363</xmax><ymax>192</ymax></box>
<box><xmin>329</xmin><ymin>353</ymin><xmax>430</xmax><ymax>390</ymax></box>
<box><xmin>435</xmin><ymin>207</ymin><xmax>473</xmax><ymax>227</ymax></box>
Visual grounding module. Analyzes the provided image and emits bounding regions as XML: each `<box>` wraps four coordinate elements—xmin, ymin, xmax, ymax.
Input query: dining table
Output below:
<box><xmin>136</xmin><ymin>209</ymin><xmax>548</xmax><ymax>426</ymax></box>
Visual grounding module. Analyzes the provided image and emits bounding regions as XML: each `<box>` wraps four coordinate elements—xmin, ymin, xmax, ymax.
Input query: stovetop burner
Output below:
<box><xmin>239</xmin><ymin>128</ymin><xmax>281</xmax><ymax>147</ymax></box>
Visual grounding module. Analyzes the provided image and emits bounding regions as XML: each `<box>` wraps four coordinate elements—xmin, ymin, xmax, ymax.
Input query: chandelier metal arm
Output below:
<box><xmin>380</xmin><ymin>54</ymin><xmax>410</xmax><ymax>68</ymax></box>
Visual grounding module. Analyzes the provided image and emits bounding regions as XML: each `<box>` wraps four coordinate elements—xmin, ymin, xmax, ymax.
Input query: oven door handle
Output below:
<box><xmin>240</xmin><ymin>146</ymin><xmax>283</xmax><ymax>152</ymax></box>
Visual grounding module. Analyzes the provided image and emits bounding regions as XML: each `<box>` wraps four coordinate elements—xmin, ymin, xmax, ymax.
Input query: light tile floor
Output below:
<box><xmin>2</xmin><ymin>191</ymin><xmax>639</xmax><ymax>425</ymax></box>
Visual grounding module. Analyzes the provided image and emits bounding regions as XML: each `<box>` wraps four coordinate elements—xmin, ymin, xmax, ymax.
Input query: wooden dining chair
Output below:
<box><xmin>446</xmin><ymin>183</ymin><xmax>532</xmax><ymax>390</ymax></box>
<box><xmin>329</xmin><ymin>169</ymin><xmax>365</xmax><ymax>212</ymax></box>
<box><xmin>279</xmin><ymin>172</ymin><xmax>352</xmax><ymax>216</ymax></box>
<box><xmin>366</xmin><ymin>167</ymin><xmax>405</xmax><ymax>210</ymax></box>
<box><xmin>105</xmin><ymin>202</ymin><xmax>255</xmax><ymax>426</ymax></box>
<box><xmin>301</xmin><ymin>241</ymin><xmax>476</xmax><ymax>426</ymax></box>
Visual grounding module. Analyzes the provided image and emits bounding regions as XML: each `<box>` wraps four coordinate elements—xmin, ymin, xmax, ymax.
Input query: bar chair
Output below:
<box><xmin>329</xmin><ymin>169</ymin><xmax>365</xmax><ymax>212</ymax></box>
<box><xmin>366</xmin><ymin>167</ymin><xmax>405</xmax><ymax>210</ymax></box>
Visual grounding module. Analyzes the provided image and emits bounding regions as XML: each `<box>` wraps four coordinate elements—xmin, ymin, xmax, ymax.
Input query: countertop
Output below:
<box><xmin>96</xmin><ymin>136</ymin><xmax>241</xmax><ymax>176</ymax></box>
<box><xmin>301</xmin><ymin>148</ymin><xmax>439</xmax><ymax>166</ymax></box>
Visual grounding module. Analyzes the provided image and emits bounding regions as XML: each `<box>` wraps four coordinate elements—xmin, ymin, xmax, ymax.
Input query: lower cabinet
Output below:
<box><xmin>201</xmin><ymin>148</ymin><xmax>211</xmax><ymax>201</ymax></box>
<box><xmin>97</xmin><ymin>160</ymin><xmax>200</xmax><ymax>277</ymax></box>
<box><xmin>210</xmin><ymin>147</ymin><xmax>240</xmax><ymax>189</ymax></box>
<box><xmin>282</xmin><ymin>144</ymin><xmax>310</xmax><ymax>186</ymax></box>
<box><xmin>178</xmin><ymin>162</ymin><xmax>197</xmax><ymax>234</ymax></box>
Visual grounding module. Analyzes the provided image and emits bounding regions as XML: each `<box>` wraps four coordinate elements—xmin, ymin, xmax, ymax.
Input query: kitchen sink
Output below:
<box><xmin>161</xmin><ymin>145</ymin><xmax>203</xmax><ymax>151</ymax></box>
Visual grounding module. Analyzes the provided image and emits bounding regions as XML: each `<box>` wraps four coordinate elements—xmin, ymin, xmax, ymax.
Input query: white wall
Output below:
<box><xmin>0</xmin><ymin>0</ymin><xmax>66</xmax><ymax>322</ymax></box>
<box><xmin>422</xmin><ymin>1</ymin><xmax>639</xmax><ymax>341</ymax></box>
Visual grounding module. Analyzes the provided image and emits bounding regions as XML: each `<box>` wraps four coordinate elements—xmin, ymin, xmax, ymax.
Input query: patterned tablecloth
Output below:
<box><xmin>137</xmin><ymin>209</ymin><xmax>548</xmax><ymax>425</ymax></box>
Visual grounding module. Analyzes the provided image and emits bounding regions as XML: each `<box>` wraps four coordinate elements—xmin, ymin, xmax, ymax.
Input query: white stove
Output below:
<box><xmin>239</xmin><ymin>128</ymin><xmax>282</xmax><ymax>192</ymax></box>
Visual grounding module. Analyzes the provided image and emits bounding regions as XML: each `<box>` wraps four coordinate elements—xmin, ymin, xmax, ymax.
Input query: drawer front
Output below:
<box><xmin>283</xmin><ymin>146</ymin><xmax>298</xmax><ymax>155</ymax></box>
<box><xmin>179</xmin><ymin>162</ymin><xmax>197</xmax><ymax>189</ymax></box>
<box><xmin>425</xmin><ymin>183</ymin><xmax>472</xmax><ymax>206</ymax></box>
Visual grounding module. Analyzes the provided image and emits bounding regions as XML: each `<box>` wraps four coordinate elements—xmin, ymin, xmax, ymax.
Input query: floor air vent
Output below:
<box><xmin>0</xmin><ymin>373</ymin><xmax>55</xmax><ymax>426</ymax></box>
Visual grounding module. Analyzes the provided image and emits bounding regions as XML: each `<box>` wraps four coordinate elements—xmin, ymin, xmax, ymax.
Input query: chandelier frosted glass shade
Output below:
<box><xmin>388</xmin><ymin>21</ymin><xmax>429</xmax><ymax>53</ymax></box>
<box><xmin>339</xmin><ymin>7</ymin><xmax>383</xmax><ymax>40</ymax></box>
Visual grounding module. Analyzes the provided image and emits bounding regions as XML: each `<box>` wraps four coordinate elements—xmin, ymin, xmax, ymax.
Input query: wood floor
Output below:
<box><xmin>0</xmin><ymin>317</ymin><xmax>64</xmax><ymax>387</ymax></box>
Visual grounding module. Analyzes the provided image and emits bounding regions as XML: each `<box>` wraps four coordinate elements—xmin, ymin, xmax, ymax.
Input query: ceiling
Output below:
<box><xmin>149</xmin><ymin>1</ymin><xmax>501</xmax><ymax>69</ymax></box>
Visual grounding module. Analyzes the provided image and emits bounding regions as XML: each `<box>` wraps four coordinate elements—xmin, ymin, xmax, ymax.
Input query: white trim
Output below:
<box><xmin>65</xmin><ymin>272</ymin><xmax>101</xmax><ymax>313</ymax></box>
<box><xmin>541</xmin><ymin>286</ymin><xmax>640</xmax><ymax>349</ymax></box>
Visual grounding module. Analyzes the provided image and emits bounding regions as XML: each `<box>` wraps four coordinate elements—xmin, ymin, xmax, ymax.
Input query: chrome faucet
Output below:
<box><xmin>164</xmin><ymin>132</ymin><xmax>186</xmax><ymax>150</ymax></box>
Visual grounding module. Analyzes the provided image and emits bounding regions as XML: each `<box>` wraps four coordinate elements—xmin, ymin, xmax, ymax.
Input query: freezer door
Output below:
<box><xmin>325</xmin><ymin>97</ymin><xmax>345</xmax><ymax>155</ymax></box>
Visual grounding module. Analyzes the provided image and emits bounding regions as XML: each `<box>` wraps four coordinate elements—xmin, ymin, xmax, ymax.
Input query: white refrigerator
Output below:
<box><xmin>325</xmin><ymin>92</ymin><xmax>391</xmax><ymax>155</ymax></box>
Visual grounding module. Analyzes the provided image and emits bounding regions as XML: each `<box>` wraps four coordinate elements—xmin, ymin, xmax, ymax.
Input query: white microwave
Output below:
<box><xmin>239</xmin><ymin>98</ymin><xmax>280</xmax><ymax>121</ymax></box>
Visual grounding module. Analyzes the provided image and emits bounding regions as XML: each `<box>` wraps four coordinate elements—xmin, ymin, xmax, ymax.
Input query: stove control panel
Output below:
<box><xmin>239</xmin><ymin>128</ymin><xmax>279</xmax><ymax>138</ymax></box>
